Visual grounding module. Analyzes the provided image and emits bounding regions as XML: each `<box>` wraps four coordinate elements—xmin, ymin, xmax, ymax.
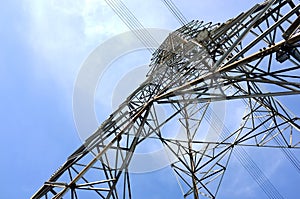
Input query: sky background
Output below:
<box><xmin>1</xmin><ymin>0</ymin><xmax>299</xmax><ymax>198</ymax></box>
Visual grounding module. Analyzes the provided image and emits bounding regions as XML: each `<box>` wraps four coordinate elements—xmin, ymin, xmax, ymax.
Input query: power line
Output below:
<box><xmin>104</xmin><ymin>0</ymin><xmax>159</xmax><ymax>53</ymax></box>
<box><xmin>161</xmin><ymin>0</ymin><xmax>188</xmax><ymax>26</ymax></box>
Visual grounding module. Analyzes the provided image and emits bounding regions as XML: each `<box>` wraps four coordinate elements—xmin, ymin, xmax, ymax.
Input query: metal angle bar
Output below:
<box><xmin>172</xmin><ymin>166</ymin><xmax>193</xmax><ymax>190</ymax></box>
<box><xmin>226</xmin><ymin>3</ymin><xmax>300</xmax><ymax>65</ymax></box>
<box><xmin>74</xmin><ymin>163</ymin><xmax>103</xmax><ymax>170</ymax></box>
<box><xmin>202</xmin><ymin>105</ymin><xmax>285</xmax><ymax>199</ymax></box>
<box><xmin>52</xmin><ymin>101</ymin><xmax>153</xmax><ymax>199</ymax></box>
<box><xmin>283</xmin><ymin>15</ymin><xmax>300</xmax><ymax>39</ymax></box>
<box><xmin>85</xmin><ymin>110</ymin><xmax>129</xmax><ymax>148</ymax></box>
<box><xmin>154</xmin><ymin>32</ymin><xmax>300</xmax><ymax>101</ymax></box>
<box><xmin>44</xmin><ymin>182</ymin><xmax>67</xmax><ymax>188</ymax></box>
<box><xmin>218</xmin><ymin>15</ymin><xmax>262</xmax><ymax>48</ymax></box>
<box><xmin>246</xmin><ymin>64</ymin><xmax>300</xmax><ymax>79</ymax></box>
<box><xmin>180</xmin><ymin>103</ymin><xmax>199</xmax><ymax>198</ymax></box>
<box><xmin>105</xmin><ymin>107</ymin><xmax>152</xmax><ymax>199</ymax></box>
<box><xmin>194</xmin><ymin>145</ymin><xmax>233</xmax><ymax>173</ymax></box>
<box><xmin>213</xmin><ymin>0</ymin><xmax>277</xmax><ymax>68</ymax></box>
<box><xmin>98</xmin><ymin>159</ymin><xmax>117</xmax><ymax>199</ymax></box>
<box><xmin>232</xmin><ymin>97</ymin><xmax>300</xmax><ymax>168</ymax></box>
<box><xmin>254</xmin><ymin>108</ymin><xmax>300</xmax><ymax>172</ymax></box>
<box><xmin>76</xmin><ymin>187</ymin><xmax>110</xmax><ymax>191</ymax></box>
<box><xmin>86</xmin><ymin>106</ymin><xmax>143</xmax><ymax>151</ymax></box>
<box><xmin>238</xmin><ymin>119</ymin><xmax>292</xmax><ymax>145</ymax></box>
<box><xmin>219</xmin><ymin>34</ymin><xmax>300</xmax><ymax>71</ymax></box>
<box><xmin>253</xmin><ymin>0</ymin><xmax>289</xmax><ymax>28</ymax></box>
<box><xmin>75</xmin><ymin>179</ymin><xmax>116</xmax><ymax>188</ymax></box>
<box><xmin>195</xmin><ymin>149</ymin><xmax>229</xmax><ymax>177</ymax></box>
<box><xmin>237</xmin><ymin>85</ymin><xmax>300</xmax><ymax>131</ymax></box>
<box><xmin>225</xmin><ymin>76</ymin><xmax>300</xmax><ymax>90</ymax></box>
<box><xmin>209</xmin><ymin>99</ymin><xmax>288</xmax><ymax>199</ymax></box>
<box><xmin>70</xmin><ymin>165</ymin><xmax>106</xmax><ymax>198</ymax></box>
<box><xmin>287</xmin><ymin>0</ymin><xmax>300</xmax><ymax>16</ymax></box>
<box><xmin>180</xmin><ymin>74</ymin><xmax>296</xmax><ymax>94</ymax></box>
<box><xmin>140</xmin><ymin>111</ymin><xmax>179</xmax><ymax>139</ymax></box>
<box><xmin>157</xmin><ymin>91</ymin><xmax>300</xmax><ymax>104</ymax></box>
<box><xmin>189</xmin><ymin>139</ymin><xmax>300</xmax><ymax>149</ymax></box>
<box><xmin>154</xmin><ymin>48</ymin><xmax>211</xmax><ymax>98</ymax></box>
<box><xmin>212</xmin><ymin>12</ymin><xmax>248</xmax><ymax>41</ymax></box>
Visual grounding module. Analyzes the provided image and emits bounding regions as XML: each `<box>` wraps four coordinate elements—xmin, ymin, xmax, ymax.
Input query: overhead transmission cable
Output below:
<box><xmin>161</xmin><ymin>0</ymin><xmax>188</xmax><ymax>26</ymax></box>
<box><xmin>273</xmin><ymin>135</ymin><xmax>300</xmax><ymax>172</ymax></box>
<box><xmin>104</xmin><ymin>0</ymin><xmax>160</xmax><ymax>53</ymax></box>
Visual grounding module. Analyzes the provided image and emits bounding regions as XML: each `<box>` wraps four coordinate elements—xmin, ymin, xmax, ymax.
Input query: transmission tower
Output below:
<box><xmin>32</xmin><ymin>0</ymin><xmax>300</xmax><ymax>198</ymax></box>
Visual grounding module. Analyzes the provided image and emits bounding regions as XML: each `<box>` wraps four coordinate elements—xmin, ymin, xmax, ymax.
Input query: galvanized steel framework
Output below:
<box><xmin>32</xmin><ymin>0</ymin><xmax>300</xmax><ymax>198</ymax></box>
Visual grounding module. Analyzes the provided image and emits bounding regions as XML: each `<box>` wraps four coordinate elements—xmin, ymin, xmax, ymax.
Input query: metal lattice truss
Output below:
<box><xmin>32</xmin><ymin>1</ymin><xmax>300</xmax><ymax>199</ymax></box>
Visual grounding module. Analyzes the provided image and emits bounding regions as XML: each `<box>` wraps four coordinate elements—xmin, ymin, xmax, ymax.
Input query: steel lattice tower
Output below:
<box><xmin>32</xmin><ymin>1</ymin><xmax>300</xmax><ymax>198</ymax></box>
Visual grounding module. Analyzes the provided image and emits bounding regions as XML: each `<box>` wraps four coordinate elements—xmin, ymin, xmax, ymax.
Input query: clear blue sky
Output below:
<box><xmin>1</xmin><ymin>0</ymin><xmax>299</xmax><ymax>198</ymax></box>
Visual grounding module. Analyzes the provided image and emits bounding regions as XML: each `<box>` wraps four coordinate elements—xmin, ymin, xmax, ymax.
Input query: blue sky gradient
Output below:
<box><xmin>1</xmin><ymin>0</ymin><xmax>299</xmax><ymax>198</ymax></box>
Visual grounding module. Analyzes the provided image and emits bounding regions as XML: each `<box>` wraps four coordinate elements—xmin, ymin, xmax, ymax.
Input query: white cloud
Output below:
<box><xmin>23</xmin><ymin>0</ymin><xmax>129</xmax><ymax>90</ymax></box>
<box><xmin>22</xmin><ymin>0</ymin><xmax>177</xmax><ymax>96</ymax></box>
